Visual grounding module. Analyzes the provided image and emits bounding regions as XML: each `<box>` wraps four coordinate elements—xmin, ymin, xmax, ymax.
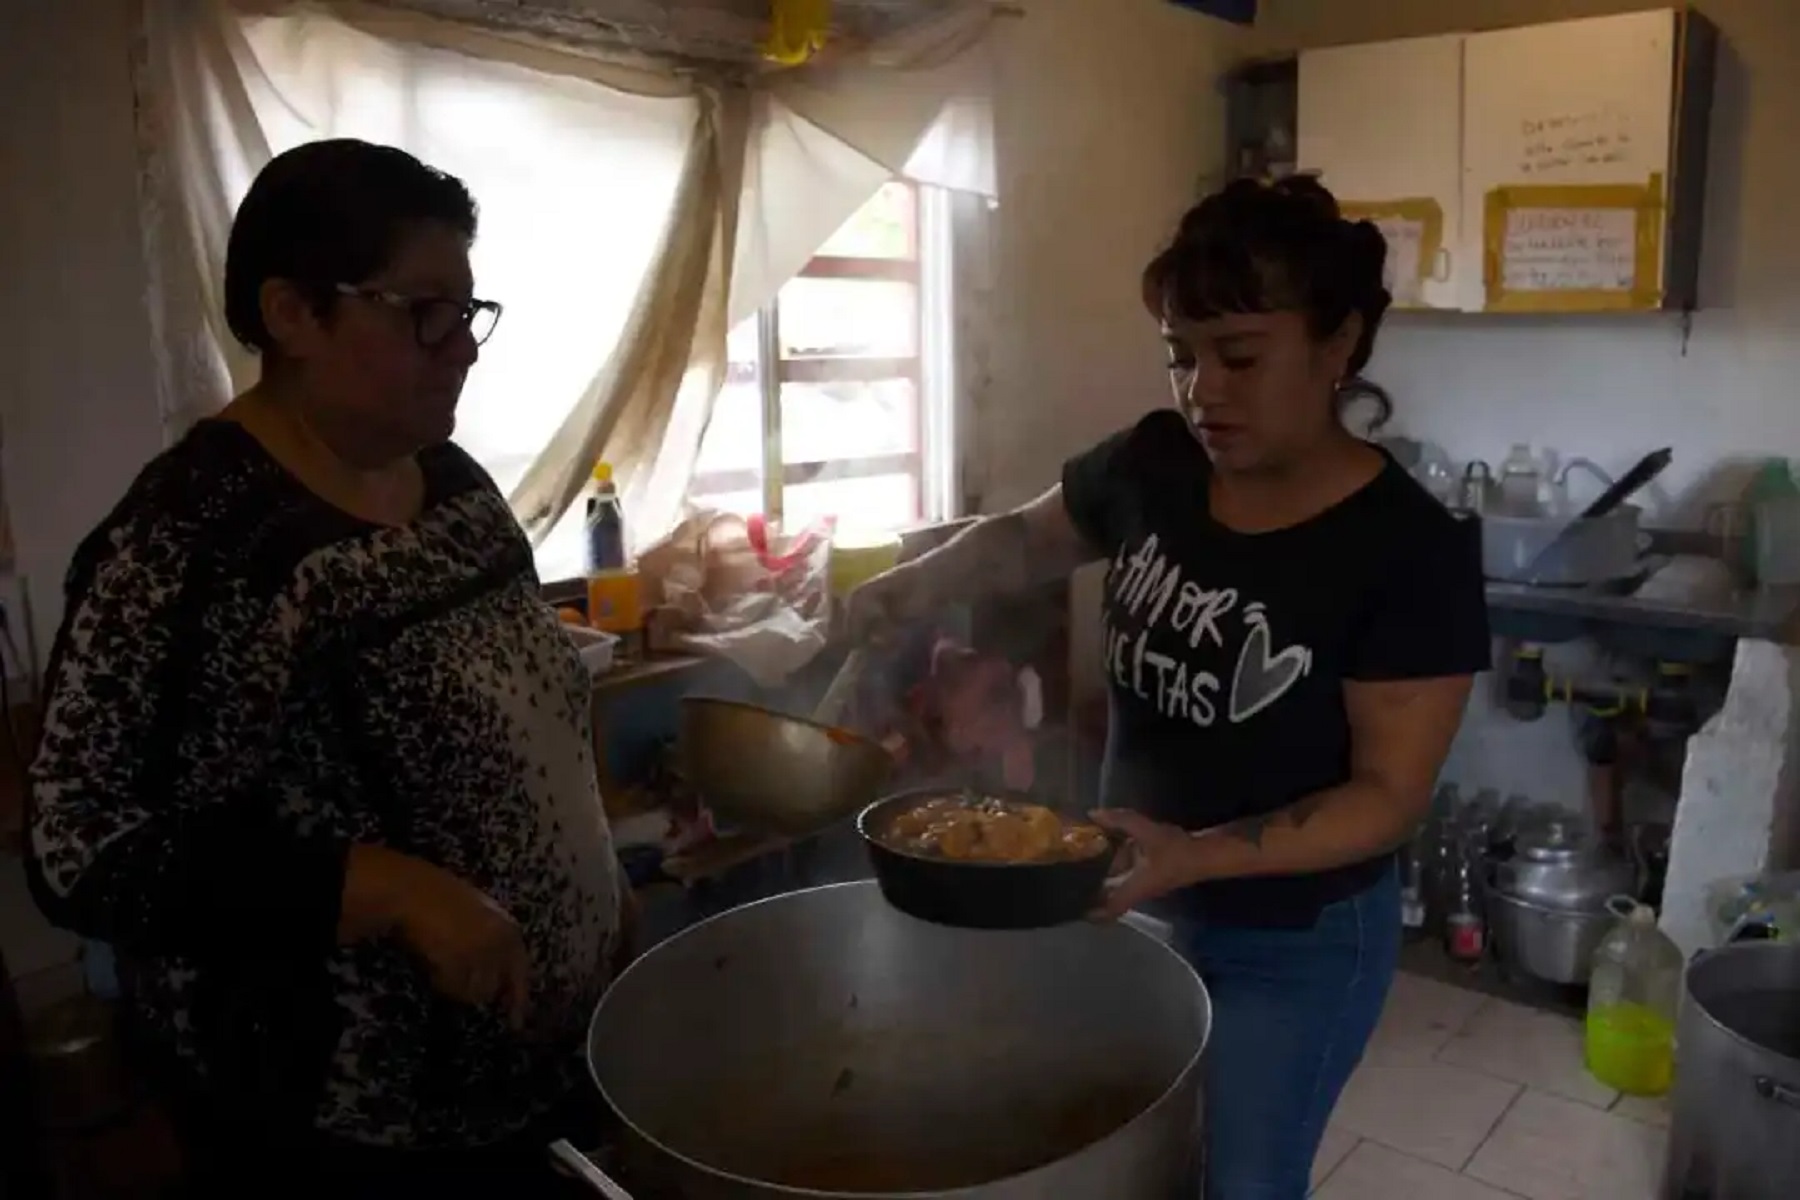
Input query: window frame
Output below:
<box><xmin>688</xmin><ymin>180</ymin><xmax>934</xmax><ymax>528</ymax></box>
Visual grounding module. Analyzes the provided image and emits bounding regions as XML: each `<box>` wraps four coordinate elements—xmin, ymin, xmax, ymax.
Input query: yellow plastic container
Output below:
<box><xmin>1585</xmin><ymin>1001</ymin><xmax>1675</xmax><ymax>1096</ymax></box>
<box><xmin>828</xmin><ymin>533</ymin><xmax>901</xmax><ymax>600</ymax></box>
<box><xmin>1584</xmin><ymin>902</ymin><xmax>1683</xmax><ymax>1096</ymax></box>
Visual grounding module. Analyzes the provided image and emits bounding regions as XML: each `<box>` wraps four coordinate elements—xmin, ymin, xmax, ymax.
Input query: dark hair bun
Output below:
<box><xmin>1346</xmin><ymin>220</ymin><xmax>1387</xmax><ymax>276</ymax></box>
<box><xmin>1271</xmin><ymin>173</ymin><xmax>1344</xmax><ymax>222</ymax></box>
<box><xmin>1144</xmin><ymin>174</ymin><xmax>1396</xmax><ymax>429</ymax></box>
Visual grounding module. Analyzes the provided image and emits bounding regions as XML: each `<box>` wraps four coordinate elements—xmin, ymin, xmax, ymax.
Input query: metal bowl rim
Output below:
<box><xmin>586</xmin><ymin>880</ymin><xmax>1212</xmax><ymax>1200</ymax></box>
<box><xmin>679</xmin><ymin>694</ymin><xmax>889</xmax><ymax>751</ymax></box>
<box><xmin>1684</xmin><ymin>942</ymin><xmax>1800</xmax><ymax>1072</ymax></box>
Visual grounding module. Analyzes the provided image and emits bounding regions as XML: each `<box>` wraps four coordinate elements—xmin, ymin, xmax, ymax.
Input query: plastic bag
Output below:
<box><xmin>636</xmin><ymin>509</ymin><xmax>833</xmax><ymax>686</ymax></box>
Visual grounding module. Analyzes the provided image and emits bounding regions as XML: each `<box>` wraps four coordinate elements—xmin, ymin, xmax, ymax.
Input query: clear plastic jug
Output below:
<box><xmin>1497</xmin><ymin>443</ymin><xmax>1543</xmax><ymax>517</ymax></box>
<box><xmin>1585</xmin><ymin>899</ymin><xmax>1683</xmax><ymax>1096</ymax></box>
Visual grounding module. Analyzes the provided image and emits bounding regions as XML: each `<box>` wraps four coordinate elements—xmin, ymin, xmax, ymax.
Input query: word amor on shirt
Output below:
<box><xmin>1102</xmin><ymin>533</ymin><xmax>1314</xmax><ymax>728</ymax></box>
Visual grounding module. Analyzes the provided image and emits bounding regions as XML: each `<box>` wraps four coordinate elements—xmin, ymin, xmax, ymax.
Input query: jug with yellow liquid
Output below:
<box><xmin>1584</xmin><ymin>898</ymin><xmax>1683</xmax><ymax>1096</ymax></box>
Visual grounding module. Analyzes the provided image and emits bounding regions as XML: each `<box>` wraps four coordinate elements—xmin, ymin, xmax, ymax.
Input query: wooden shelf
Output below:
<box><xmin>591</xmin><ymin>652</ymin><xmax>709</xmax><ymax>697</ymax></box>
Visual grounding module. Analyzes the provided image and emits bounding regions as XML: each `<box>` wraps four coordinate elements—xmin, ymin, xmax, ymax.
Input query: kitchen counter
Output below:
<box><xmin>1484</xmin><ymin>579</ymin><xmax>1800</xmax><ymax>642</ymax></box>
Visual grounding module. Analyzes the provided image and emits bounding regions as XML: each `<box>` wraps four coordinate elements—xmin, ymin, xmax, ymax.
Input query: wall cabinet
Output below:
<box><xmin>1297</xmin><ymin>34</ymin><xmax>1466</xmax><ymax>311</ymax></box>
<box><xmin>1295</xmin><ymin>8</ymin><xmax>1716</xmax><ymax>315</ymax></box>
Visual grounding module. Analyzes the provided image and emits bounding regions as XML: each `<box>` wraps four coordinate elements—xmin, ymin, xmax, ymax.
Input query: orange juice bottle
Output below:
<box><xmin>586</xmin><ymin>569</ymin><xmax>643</xmax><ymax>638</ymax></box>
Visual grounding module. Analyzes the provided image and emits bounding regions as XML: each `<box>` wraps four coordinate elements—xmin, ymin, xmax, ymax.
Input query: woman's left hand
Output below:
<box><xmin>1088</xmin><ymin>809</ymin><xmax>1205</xmax><ymax>920</ymax></box>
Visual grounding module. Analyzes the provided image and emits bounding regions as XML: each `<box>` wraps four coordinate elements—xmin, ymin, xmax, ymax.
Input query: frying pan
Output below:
<box><xmin>858</xmin><ymin>788</ymin><xmax>1124</xmax><ymax>930</ymax></box>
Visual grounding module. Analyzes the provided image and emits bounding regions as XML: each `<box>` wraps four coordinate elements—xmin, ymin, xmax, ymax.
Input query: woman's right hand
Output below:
<box><xmin>844</xmin><ymin>561</ymin><xmax>937</xmax><ymax>644</ymax></box>
<box><xmin>341</xmin><ymin>845</ymin><xmax>531</xmax><ymax>1028</ymax></box>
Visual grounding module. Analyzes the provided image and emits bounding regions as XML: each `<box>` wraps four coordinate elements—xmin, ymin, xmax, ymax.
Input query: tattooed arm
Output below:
<box><xmin>846</xmin><ymin>486</ymin><xmax>1102</xmax><ymax>639</ymax></box>
<box><xmin>1202</xmin><ymin>674</ymin><xmax>1471</xmax><ymax>875</ymax></box>
<box><xmin>907</xmin><ymin>486</ymin><xmax>1100</xmax><ymax>588</ymax></box>
<box><xmin>1178</xmin><ymin>676</ymin><xmax>1466</xmax><ymax>878</ymax></box>
<box><xmin>1094</xmin><ymin>674</ymin><xmax>1472</xmax><ymax>915</ymax></box>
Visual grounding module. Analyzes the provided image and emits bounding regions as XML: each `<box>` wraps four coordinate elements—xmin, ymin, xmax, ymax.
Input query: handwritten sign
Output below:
<box><xmin>1370</xmin><ymin>217</ymin><xmax>1425</xmax><ymax>305</ymax></box>
<box><xmin>1501</xmin><ymin>208</ymin><xmax>1638</xmax><ymax>292</ymax></box>
<box><xmin>1516</xmin><ymin>108</ymin><xmax>1635</xmax><ymax>179</ymax></box>
<box><xmin>1482</xmin><ymin>178</ymin><xmax>1664</xmax><ymax>312</ymax></box>
<box><xmin>1338</xmin><ymin>198</ymin><xmax>1444</xmax><ymax>310</ymax></box>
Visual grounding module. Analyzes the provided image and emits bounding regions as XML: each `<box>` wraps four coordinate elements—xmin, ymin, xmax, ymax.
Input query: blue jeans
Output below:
<box><xmin>1173</xmin><ymin>866</ymin><xmax>1401</xmax><ymax>1200</ymax></box>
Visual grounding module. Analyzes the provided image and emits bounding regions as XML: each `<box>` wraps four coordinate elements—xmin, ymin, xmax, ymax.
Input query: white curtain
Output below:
<box><xmin>134</xmin><ymin>0</ymin><xmax>999</xmax><ymax>568</ymax></box>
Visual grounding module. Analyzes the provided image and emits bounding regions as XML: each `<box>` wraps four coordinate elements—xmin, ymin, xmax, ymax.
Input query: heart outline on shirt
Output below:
<box><xmin>1228</xmin><ymin>603</ymin><xmax>1313</xmax><ymax>724</ymax></box>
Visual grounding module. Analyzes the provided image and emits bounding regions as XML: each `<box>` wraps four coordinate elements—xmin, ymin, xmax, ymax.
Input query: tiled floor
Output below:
<box><xmin>1310</xmin><ymin>971</ymin><xmax>1672</xmax><ymax>1199</ymax></box>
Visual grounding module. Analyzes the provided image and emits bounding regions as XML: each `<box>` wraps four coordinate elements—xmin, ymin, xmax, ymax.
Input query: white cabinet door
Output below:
<box><xmin>1298</xmin><ymin>35</ymin><xmax>1465</xmax><ymax>311</ymax></box>
<box><xmin>1462</xmin><ymin>9</ymin><xmax>1678</xmax><ymax>311</ymax></box>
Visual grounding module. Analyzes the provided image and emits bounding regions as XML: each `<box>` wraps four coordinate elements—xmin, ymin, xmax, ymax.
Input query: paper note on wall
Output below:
<box><xmin>1338</xmin><ymin>199</ymin><xmax>1443</xmax><ymax>310</ymax></box>
<box><xmin>1482</xmin><ymin>178</ymin><xmax>1663</xmax><ymax>312</ymax></box>
<box><xmin>1501</xmin><ymin>208</ymin><xmax>1637</xmax><ymax>292</ymax></box>
<box><xmin>1369</xmin><ymin>217</ymin><xmax>1424</xmax><ymax>306</ymax></box>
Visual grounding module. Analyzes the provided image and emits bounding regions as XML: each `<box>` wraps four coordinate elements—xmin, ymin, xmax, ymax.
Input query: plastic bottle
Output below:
<box><xmin>583</xmin><ymin>462</ymin><xmax>642</xmax><ymax>642</ymax></box>
<box><xmin>584</xmin><ymin>462</ymin><xmax>627</xmax><ymax>573</ymax></box>
<box><xmin>1498</xmin><ymin>443</ymin><xmax>1542</xmax><ymax>516</ymax></box>
<box><xmin>1585</xmin><ymin>901</ymin><xmax>1684</xmax><ymax>1096</ymax></box>
<box><xmin>1742</xmin><ymin>458</ymin><xmax>1800</xmax><ymax>584</ymax></box>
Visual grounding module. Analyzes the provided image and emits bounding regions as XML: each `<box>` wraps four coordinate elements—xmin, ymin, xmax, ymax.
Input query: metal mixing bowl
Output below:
<box><xmin>678</xmin><ymin>696</ymin><xmax>895</xmax><ymax>836</ymax></box>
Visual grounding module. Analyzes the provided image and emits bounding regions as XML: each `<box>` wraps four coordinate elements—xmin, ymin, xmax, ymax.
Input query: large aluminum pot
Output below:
<box><xmin>1488</xmin><ymin>823</ymin><xmax>1638</xmax><ymax>985</ymax></box>
<box><xmin>1481</xmin><ymin>505</ymin><xmax>1646</xmax><ymax>585</ymax></box>
<box><xmin>587</xmin><ymin>882</ymin><xmax>1210</xmax><ymax>1200</ymax></box>
<box><xmin>1662</xmin><ymin>942</ymin><xmax>1800</xmax><ymax>1200</ymax></box>
<box><xmin>1487</xmin><ymin>894</ymin><xmax>1619</xmax><ymax>985</ymax></box>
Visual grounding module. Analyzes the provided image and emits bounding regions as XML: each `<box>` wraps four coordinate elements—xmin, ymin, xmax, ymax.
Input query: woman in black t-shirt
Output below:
<box><xmin>846</xmin><ymin>176</ymin><xmax>1489</xmax><ymax>1200</ymax></box>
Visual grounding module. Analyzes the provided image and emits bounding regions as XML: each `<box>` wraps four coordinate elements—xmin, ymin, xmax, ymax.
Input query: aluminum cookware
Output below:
<box><xmin>677</xmin><ymin>695</ymin><xmax>893</xmax><ymax>836</ymax></box>
<box><xmin>1489</xmin><ymin>821</ymin><xmax>1638</xmax><ymax>985</ymax></box>
<box><xmin>1486</xmin><ymin>895</ymin><xmax>1621</xmax><ymax>986</ymax></box>
<box><xmin>1481</xmin><ymin>505</ymin><xmax>1648</xmax><ymax>586</ymax></box>
<box><xmin>1496</xmin><ymin>821</ymin><xmax>1637</xmax><ymax>911</ymax></box>
<box><xmin>1662</xmin><ymin>942</ymin><xmax>1800</xmax><ymax>1200</ymax></box>
<box><xmin>582</xmin><ymin>881</ymin><xmax>1211</xmax><ymax>1200</ymax></box>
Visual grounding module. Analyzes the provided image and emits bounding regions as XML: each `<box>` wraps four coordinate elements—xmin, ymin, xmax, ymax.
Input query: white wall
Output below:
<box><xmin>982</xmin><ymin>0</ymin><xmax>1243</xmax><ymax>694</ymax></box>
<box><xmin>0</xmin><ymin>0</ymin><xmax>163</xmax><ymax>987</ymax></box>
<box><xmin>0</xmin><ymin>0</ymin><xmax>1245</xmax><ymax>982</ymax></box>
<box><xmin>1256</xmin><ymin>0</ymin><xmax>1800</xmax><ymax>519</ymax></box>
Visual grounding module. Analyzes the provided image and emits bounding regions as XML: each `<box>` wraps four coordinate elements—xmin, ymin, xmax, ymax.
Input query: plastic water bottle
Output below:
<box><xmin>1743</xmin><ymin>458</ymin><xmax>1800</xmax><ymax>584</ymax></box>
<box><xmin>584</xmin><ymin>461</ymin><xmax>627</xmax><ymax>573</ymax></box>
<box><xmin>1497</xmin><ymin>443</ymin><xmax>1542</xmax><ymax>517</ymax></box>
<box><xmin>1585</xmin><ymin>900</ymin><xmax>1683</xmax><ymax>1096</ymax></box>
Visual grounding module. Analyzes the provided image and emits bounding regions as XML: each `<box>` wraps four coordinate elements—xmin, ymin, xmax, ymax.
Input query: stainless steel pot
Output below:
<box><xmin>1662</xmin><ymin>942</ymin><xmax>1800</xmax><ymax>1200</ymax></box>
<box><xmin>583</xmin><ymin>881</ymin><xmax>1211</xmax><ymax>1199</ymax></box>
<box><xmin>1487</xmin><ymin>894</ymin><xmax>1620</xmax><ymax>986</ymax></box>
<box><xmin>1489</xmin><ymin>821</ymin><xmax>1637</xmax><ymax>985</ymax></box>
<box><xmin>1495</xmin><ymin>821</ymin><xmax>1637</xmax><ymax>911</ymax></box>
<box><xmin>1481</xmin><ymin>505</ymin><xmax>1647</xmax><ymax>585</ymax></box>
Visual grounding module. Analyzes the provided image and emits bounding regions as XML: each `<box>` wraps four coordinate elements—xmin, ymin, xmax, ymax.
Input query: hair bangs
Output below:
<box><xmin>1147</xmin><ymin>233</ymin><xmax>1307</xmax><ymax>326</ymax></box>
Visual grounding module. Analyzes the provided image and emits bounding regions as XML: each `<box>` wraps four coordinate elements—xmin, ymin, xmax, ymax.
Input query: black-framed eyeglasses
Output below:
<box><xmin>334</xmin><ymin>283</ymin><xmax>503</xmax><ymax>348</ymax></box>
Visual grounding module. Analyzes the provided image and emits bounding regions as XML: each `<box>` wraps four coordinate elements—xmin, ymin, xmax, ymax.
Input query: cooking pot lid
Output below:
<box><xmin>1516</xmin><ymin>819</ymin><xmax>1591</xmax><ymax>862</ymax></box>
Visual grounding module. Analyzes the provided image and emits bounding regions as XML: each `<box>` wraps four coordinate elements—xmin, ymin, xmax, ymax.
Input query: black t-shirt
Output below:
<box><xmin>1063</xmin><ymin>409</ymin><xmax>1490</xmax><ymax>927</ymax></box>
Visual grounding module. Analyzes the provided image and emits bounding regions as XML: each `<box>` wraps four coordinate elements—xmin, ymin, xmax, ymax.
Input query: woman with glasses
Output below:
<box><xmin>26</xmin><ymin>139</ymin><xmax>623</xmax><ymax>1196</ymax></box>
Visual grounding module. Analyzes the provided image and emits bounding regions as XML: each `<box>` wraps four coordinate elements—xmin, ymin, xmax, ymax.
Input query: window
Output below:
<box><xmin>690</xmin><ymin>181</ymin><xmax>955</xmax><ymax>536</ymax></box>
